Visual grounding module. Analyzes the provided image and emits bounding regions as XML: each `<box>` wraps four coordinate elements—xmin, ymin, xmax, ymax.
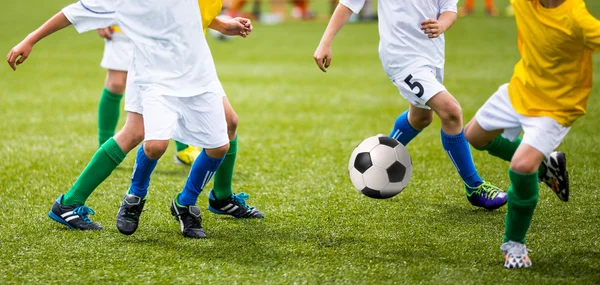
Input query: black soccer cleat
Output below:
<box><xmin>170</xmin><ymin>198</ymin><xmax>206</xmax><ymax>238</ymax></box>
<box><xmin>208</xmin><ymin>191</ymin><xmax>265</xmax><ymax>219</ymax></box>
<box><xmin>540</xmin><ymin>151</ymin><xmax>569</xmax><ymax>202</ymax></box>
<box><xmin>116</xmin><ymin>193</ymin><xmax>146</xmax><ymax>235</ymax></box>
<box><xmin>48</xmin><ymin>195</ymin><xmax>103</xmax><ymax>230</ymax></box>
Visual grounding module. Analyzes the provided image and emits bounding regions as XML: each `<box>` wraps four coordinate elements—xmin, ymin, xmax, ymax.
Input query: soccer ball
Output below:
<box><xmin>348</xmin><ymin>135</ymin><xmax>412</xmax><ymax>199</ymax></box>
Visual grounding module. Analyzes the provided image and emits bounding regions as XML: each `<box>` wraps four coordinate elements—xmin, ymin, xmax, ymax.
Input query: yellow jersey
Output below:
<box><xmin>509</xmin><ymin>0</ymin><xmax>600</xmax><ymax>126</ymax></box>
<box><xmin>113</xmin><ymin>0</ymin><xmax>222</xmax><ymax>35</ymax></box>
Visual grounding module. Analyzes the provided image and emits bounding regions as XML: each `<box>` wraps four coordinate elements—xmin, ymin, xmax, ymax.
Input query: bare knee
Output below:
<box><xmin>408</xmin><ymin>112</ymin><xmax>433</xmax><ymax>130</ymax></box>
<box><xmin>510</xmin><ymin>160</ymin><xmax>539</xmax><ymax>174</ymax></box>
<box><xmin>143</xmin><ymin>140</ymin><xmax>169</xmax><ymax>159</ymax></box>
<box><xmin>436</xmin><ymin>100</ymin><xmax>463</xmax><ymax>126</ymax></box>
<box><xmin>105</xmin><ymin>70</ymin><xmax>127</xmax><ymax>94</ymax></box>
<box><xmin>205</xmin><ymin>143</ymin><xmax>230</xmax><ymax>158</ymax></box>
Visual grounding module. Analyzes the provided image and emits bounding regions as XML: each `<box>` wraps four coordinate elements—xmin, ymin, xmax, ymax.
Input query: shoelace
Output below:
<box><xmin>73</xmin><ymin>206</ymin><xmax>96</xmax><ymax>225</ymax></box>
<box><xmin>476</xmin><ymin>182</ymin><xmax>500</xmax><ymax>199</ymax></box>
<box><xmin>231</xmin><ymin>192</ymin><xmax>252</xmax><ymax>210</ymax></box>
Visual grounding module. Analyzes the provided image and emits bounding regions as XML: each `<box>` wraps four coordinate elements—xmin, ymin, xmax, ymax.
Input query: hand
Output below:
<box><xmin>421</xmin><ymin>19</ymin><xmax>444</xmax><ymax>38</ymax></box>
<box><xmin>6</xmin><ymin>39</ymin><xmax>34</xmax><ymax>71</ymax></box>
<box><xmin>221</xmin><ymin>17</ymin><xmax>253</xmax><ymax>38</ymax></box>
<box><xmin>313</xmin><ymin>43</ymin><xmax>332</xmax><ymax>72</ymax></box>
<box><xmin>97</xmin><ymin>26</ymin><xmax>114</xmax><ymax>40</ymax></box>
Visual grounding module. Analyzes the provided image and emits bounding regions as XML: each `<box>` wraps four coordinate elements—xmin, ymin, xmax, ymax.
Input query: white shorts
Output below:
<box><xmin>475</xmin><ymin>84</ymin><xmax>570</xmax><ymax>157</ymax></box>
<box><xmin>124</xmin><ymin>84</ymin><xmax>228</xmax><ymax>149</ymax></box>
<box><xmin>392</xmin><ymin>66</ymin><xmax>447</xmax><ymax>109</ymax></box>
<box><xmin>100</xmin><ymin>33</ymin><xmax>133</xmax><ymax>72</ymax></box>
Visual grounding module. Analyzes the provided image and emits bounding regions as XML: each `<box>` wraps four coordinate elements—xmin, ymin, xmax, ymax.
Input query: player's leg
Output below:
<box><xmin>389</xmin><ymin>104</ymin><xmax>433</xmax><ymax>146</ymax></box>
<box><xmin>208</xmin><ymin>96</ymin><xmax>264</xmax><ymax>218</ymax></box>
<box><xmin>502</xmin><ymin>117</ymin><xmax>570</xmax><ymax>268</ymax></box>
<box><xmin>501</xmin><ymin>144</ymin><xmax>541</xmax><ymax>269</ymax></box>
<box><xmin>465</xmin><ymin>85</ymin><xmax>569</xmax><ymax>201</ymax></box>
<box><xmin>98</xmin><ymin>34</ymin><xmax>132</xmax><ymax>146</ymax></box>
<box><xmin>459</xmin><ymin>0</ymin><xmax>475</xmax><ymax>16</ymax></box>
<box><xmin>49</xmin><ymin>112</ymin><xmax>145</xmax><ymax>230</ymax></box>
<box><xmin>98</xmin><ymin>70</ymin><xmax>126</xmax><ymax>146</ymax></box>
<box><xmin>167</xmin><ymin>94</ymin><xmax>231</xmax><ymax>238</ymax></box>
<box><xmin>484</xmin><ymin>0</ymin><xmax>499</xmax><ymax>16</ymax></box>
<box><xmin>116</xmin><ymin>94</ymin><xmax>179</xmax><ymax>235</ymax></box>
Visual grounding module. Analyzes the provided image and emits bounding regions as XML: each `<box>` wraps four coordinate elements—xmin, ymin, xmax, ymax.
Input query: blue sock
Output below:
<box><xmin>390</xmin><ymin>110</ymin><xmax>421</xmax><ymax>146</ymax></box>
<box><xmin>178</xmin><ymin>150</ymin><xmax>224</xmax><ymax>206</ymax></box>
<box><xmin>441</xmin><ymin>129</ymin><xmax>483</xmax><ymax>188</ymax></box>
<box><xmin>128</xmin><ymin>144</ymin><xmax>159</xmax><ymax>198</ymax></box>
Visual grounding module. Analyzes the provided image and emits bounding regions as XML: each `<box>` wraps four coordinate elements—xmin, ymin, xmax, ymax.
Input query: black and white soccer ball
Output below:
<box><xmin>348</xmin><ymin>135</ymin><xmax>412</xmax><ymax>199</ymax></box>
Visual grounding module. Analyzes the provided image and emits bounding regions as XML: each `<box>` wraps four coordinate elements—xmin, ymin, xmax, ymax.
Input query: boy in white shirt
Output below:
<box><xmin>7</xmin><ymin>0</ymin><xmax>262</xmax><ymax>238</ymax></box>
<box><xmin>314</xmin><ymin>0</ymin><xmax>507</xmax><ymax>209</ymax></box>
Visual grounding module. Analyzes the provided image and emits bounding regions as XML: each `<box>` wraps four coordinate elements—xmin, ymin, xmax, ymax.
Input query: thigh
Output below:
<box><xmin>141</xmin><ymin>95</ymin><xmax>179</xmax><ymax>142</ymax></box>
<box><xmin>173</xmin><ymin>93</ymin><xmax>229</xmax><ymax>149</ymax></box>
<box><xmin>474</xmin><ymin>84</ymin><xmax>522</xmax><ymax>141</ymax></box>
<box><xmin>100</xmin><ymin>33</ymin><xmax>133</xmax><ymax>72</ymax></box>
<box><xmin>520</xmin><ymin>116</ymin><xmax>570</xmax><ymax>158</ymax></box>
<box><xmin>392</xmin><ymin>67</ymin><xmax>447</xmax><ymax>110</ymax></box>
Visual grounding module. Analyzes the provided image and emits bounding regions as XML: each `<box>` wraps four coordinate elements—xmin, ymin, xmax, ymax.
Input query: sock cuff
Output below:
<box><xmin>508</xmin><ymin>168</ymin><xmax>539</xmax><ymax>200</ymax></box>
<box><xmin>101</xmin><ymin>137</ymin><xmax>126</xmax><ymax>164</ymax></box>
<box><xmin>441</xmin><ymin>129</ymin><xmax>465</xmax><ymax>144</ymax></box>
<box><xmin>102</xmin><ymin>87</ymin><xmax>124</xmax><ymax>99</ymax></box>
<box><xmin>227</xmin><ymin>135</ymin><xmax>238</xmax><ymax>155</ymax></box>
<box><xmin>200</xmin><ymin>150</ymin><xmax>225</xmax><ymax>170</ymax></box>
<box><xmin>401</xmin><ymin>111</ymin><xmax>420</xmax><ymax>133</ymax></box>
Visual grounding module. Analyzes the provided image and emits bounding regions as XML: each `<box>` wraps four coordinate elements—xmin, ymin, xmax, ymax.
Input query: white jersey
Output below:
<box><xmin>340</xmin><ymin>0</ymin><xmax>458</xmax><ymax>81</ymax></box>
<box><xmin>62</xmin><ymin>0</ymin><xmax>224</xmax><ymax>97</ymax></box>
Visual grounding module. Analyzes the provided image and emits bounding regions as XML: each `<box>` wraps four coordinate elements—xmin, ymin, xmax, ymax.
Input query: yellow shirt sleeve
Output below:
<box><xmin>574</xmin><ymin>2</ymin><xmax>600</xmax><ymax>51</ymax></box>
<box><xmin>198</xmin><ymin>0</ymin><xmax>223</xmax><ymax>35</ymax></box>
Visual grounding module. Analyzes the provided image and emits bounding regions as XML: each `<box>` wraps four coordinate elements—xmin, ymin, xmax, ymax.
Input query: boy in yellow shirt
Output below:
<box><xmin>464</xmin><ymin>0</ymin><xmax>600</xmax><ymax>268</ymax></box>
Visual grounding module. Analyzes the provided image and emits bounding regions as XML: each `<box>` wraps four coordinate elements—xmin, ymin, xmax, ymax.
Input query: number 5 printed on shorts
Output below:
<box><xmin>404</xmin><ymin>74</ymin><xmax>424</xmax><ymax>98</ymax></box>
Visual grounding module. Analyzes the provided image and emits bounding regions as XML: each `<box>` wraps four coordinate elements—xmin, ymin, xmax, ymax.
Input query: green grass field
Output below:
<box><xmin>1</xmin><ymin>0</ymin><xmax>599</xmax><ymax>284</ymax></box>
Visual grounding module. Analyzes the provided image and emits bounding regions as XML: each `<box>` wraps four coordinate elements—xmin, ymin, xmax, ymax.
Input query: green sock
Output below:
<box><xmin>476</xmin><ymin>135</ymin><xmax>547</xmax><ymax>178</ymax></box>
<box><xmin>504</xmin><ymin>169</ymin><xmax>539</xmax><ymax>243</ymax></box>
<box><xmin>175</xmin><ymin>141</ymin><xmax>189</xmax><ymax>152</ymax></box>
<box><xmin>212</xmin><ymin>136</ymin><xmax>238</xmax><ymax>200</ymax></box>
<box><xmin>475</xmin><ymin>135</ymin><xmax>521</xmax><ymax>162</ymax></box>
<box><xmin>62</xmin><ymin>138</ymin><xmax>126</xmax><ymax>206</ymax></box>
<box><xmin>98</xmin><ymin>88</ymin><xmax>123</xmax><ymax>146</ymax></box>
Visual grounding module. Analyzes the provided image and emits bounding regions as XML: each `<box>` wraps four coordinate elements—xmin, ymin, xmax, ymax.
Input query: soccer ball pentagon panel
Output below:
<box><xmin>348</xmin><ymin>135</ymin><xmax>412</xmax><ymax>199</ymax></box>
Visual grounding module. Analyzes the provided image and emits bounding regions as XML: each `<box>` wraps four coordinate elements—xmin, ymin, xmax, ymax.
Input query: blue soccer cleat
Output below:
<box><xmin>48</xmin><ymin>195</ymin><xmax>103</xmax><ymax>230</ymax></box>
<box><xmin>465</xmin><ymin>182</ymin><xmax>507</xmax><ymax>210</ymax></box>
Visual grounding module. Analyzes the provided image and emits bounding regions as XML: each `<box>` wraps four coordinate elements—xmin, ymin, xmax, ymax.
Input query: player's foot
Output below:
<box><xmin>116</xmin><ymin>193</ymin><xmax>146</xmax><ymax>235</ymax></box>
<box><xmin>458</xmin><ymin>7</ymin><xmax>473</xmax><ymax>17</ymax></box>
<box><xmin>208</xmin><ymin>191</ymin><xmax>265</xmax><ymax>219</ymax></box>
<box><xmin>48</xmin><ymin>195</ymin><xmax>103</xmax><ymax>230</ymax></box>
<box><xmin>170</xmin><ymin>198</ymin><xmax>206</xmax><ymax>238</ymax></box>
<box><xmin>485</xmin><ymin>7</ymin><xmax>500</xmax><ymax>17</ymax></box>
<box><xmin>540</xmin><ymin>151</ymin><xmax>569</xmax><ymax>202</ymax></box>
<box><xmin>174</xmin><ymin>146</ymin><xmax>201</xmax><ymax>166</ymax></box>
<box><xmin>465</xmin><ymin>182</ymin><xmax>507</xmax><ymax>210</ymax></box>
<box><xmin>501</xmin><ymin>241</ymin><xmax>532</xmax><ymax>269</ymax></box>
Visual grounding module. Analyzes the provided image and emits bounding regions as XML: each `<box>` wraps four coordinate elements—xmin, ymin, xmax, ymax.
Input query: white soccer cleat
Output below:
<box><xmin>501</xmin><ymin>241</ymin><xmax>532</xmax><ymax>269</ymax></box>
<box><xmin>540</xmin><ymin>151</ymin><xmax>569</xmax><ymax>202</ymax></box>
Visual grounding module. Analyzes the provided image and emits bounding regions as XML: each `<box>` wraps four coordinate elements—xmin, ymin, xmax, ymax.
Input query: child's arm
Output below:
<box><xmin>6</xmin><ymin>12</ymin><xmax>71</xmax><ymax>70</ymax></box>
<box><xmin>421</xmin><ymin>11</ymin><xmax>457</xmax><ymax>39</ymax></box>
<box><xmin>313</xmin><ymin>2</ymin><xmax>359</xmax><ymax>72</ymax></box>
<box><xmin>208</xmin><ymin>17</ymin><xmax>253</xmax><ymax>38</ymax></box>
<box><xmin>7</xmin><ymin>1</ymin><xmax>116</xmax><ymax>71</ymax></box>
